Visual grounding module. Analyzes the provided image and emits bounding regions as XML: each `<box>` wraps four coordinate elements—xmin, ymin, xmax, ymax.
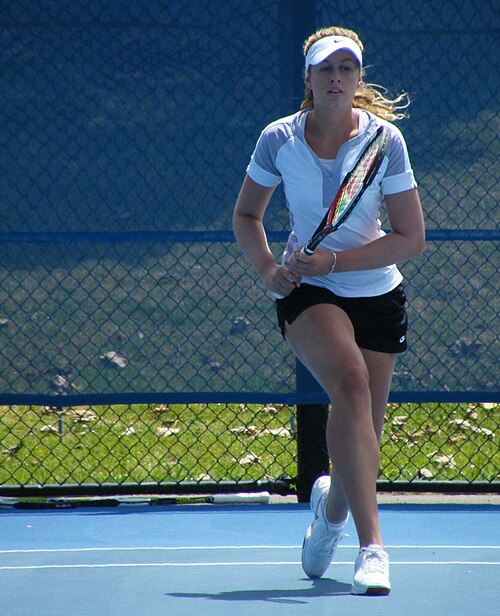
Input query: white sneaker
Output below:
<box><xmin>301</xmin><ymin>476</ymin><xmax>349</xmax><ymax>579</ymax></box>
<box><xmin>352</xmin><ymin>544</ymin><xmax>391</xmax><ymax>595</ymax></box>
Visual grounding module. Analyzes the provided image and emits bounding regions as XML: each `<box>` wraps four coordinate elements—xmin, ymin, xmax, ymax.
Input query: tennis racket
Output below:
<box><xmin>156</xmin><ymin>492</ymin><xmax>271</xmax><ymax>505</ymax></box>
<box><xmin>6</xmin><ymin>492</ymin><xmax>271</xmax><ymax>509</ymax></box>
<box><xmin>274</xmin><ymin>125</ymin><xmax>389</xmax><ymax>298</ymax></box>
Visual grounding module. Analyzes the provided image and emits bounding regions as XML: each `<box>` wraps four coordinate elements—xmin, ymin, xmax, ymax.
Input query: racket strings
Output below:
<box><xmin>308</xmin><ymin>127</ymin><xmax>388</xmax><ymax>250</ymax></box>
<box><xmin>326</xmin><ymin>144</ymin><xmax>380</xmax><ymax>226</ymax></box>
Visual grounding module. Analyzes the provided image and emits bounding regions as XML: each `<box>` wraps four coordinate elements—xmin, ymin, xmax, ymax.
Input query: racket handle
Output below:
<box><xmin>272</xmin><ymin>244</ymin><xmax>311</xmax><ymax>298</ymax></box>
<box><xmin>212</xmin><ymin>491</ymin><xmax>270</xmax><ymax>504</ymax></box>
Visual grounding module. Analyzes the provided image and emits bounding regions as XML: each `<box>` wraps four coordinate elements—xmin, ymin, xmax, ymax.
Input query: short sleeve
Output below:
<box><xmin>246</xmin><ymin>158</ymin><xmax>282</xmax><ymax>187</ymax></box>
<box><xmin>245</xmin><ymin>122</ymin><xmax>288</xmax><ymax>187</ymax></box>
<box><xmin>382</xmin><ymin>125</ymin><xmax>417</xmax><ymax>194</ymax></box>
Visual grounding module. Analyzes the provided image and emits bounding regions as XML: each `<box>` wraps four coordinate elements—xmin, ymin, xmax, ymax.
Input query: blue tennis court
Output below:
<box><xmin>0</xmin><ymin>501</ymin><xmax>498</xmax><ymax>615</ymax></box>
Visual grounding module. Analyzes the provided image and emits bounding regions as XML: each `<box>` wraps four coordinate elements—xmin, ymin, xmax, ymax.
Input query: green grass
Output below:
<box><xmin>1</xmin><ymin>402</ymin><xmax>498</xmax><ymax>490</ymax></box>
<box><xmin>382</xmin><ymin>402</ymin><xmax>499</xmax><ymax>483</ymax></box>
<box><xmin>0</xmin><ymin>403</ymin><xmax>297</xmax><ymax>487</ymax></box>
<box><xmin>0</xmin><ymin>243</ymin><xmax>294</xmax><ymax>397</ymax></box>
<box><xmin>0</xmin><ymin>238</ymin><xmax>498</xmax><ymax>398</ymax></box>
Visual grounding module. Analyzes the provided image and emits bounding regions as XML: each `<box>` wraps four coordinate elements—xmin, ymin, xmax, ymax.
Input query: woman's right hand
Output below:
<box><xmin>265</xmin><ymin>263</ymin><xmax>301</xmax><ymax>298</ymax></box>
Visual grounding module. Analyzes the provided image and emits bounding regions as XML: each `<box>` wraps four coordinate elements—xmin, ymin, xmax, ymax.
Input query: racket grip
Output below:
<box><xmin>212</xmin><ymin>491</ymin><xmax>270</xmax><ymax>504</ymax></box>
<box><xmin>272</xmin><ymin>245</ymin><xmax>310</xmax><ymax>298</ymax></box>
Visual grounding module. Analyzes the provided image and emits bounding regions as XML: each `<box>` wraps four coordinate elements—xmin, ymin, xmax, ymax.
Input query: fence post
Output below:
<box><xmin>278</xmin><ymin>0</ymin><xmax>317</xmax><ymax>116</ymax></box>
<box><xmin>277</xmin><ymin>1</ymin><xmax>328</xmax><ymax>502</ymax></box>
<box><xmin>295</xmin><ymin>360</ymin><xmax>330</xmax><ymax>502</ymax></box>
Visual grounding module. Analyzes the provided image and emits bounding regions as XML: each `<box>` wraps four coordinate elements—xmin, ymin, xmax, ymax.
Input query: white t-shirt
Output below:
<box><xmin>246</xmin><ymin>110</ymin><xmax>417</xmax><ymax>297</ymax></box>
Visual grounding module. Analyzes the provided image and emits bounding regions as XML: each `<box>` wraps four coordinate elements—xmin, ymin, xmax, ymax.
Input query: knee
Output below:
<box><xmin>323</xmin><ymin>363</ymin><xmax>376</xmax><ymax>445</ymax></box>
<box><xmin>333</xmin><ymin>362</ymin><xmax>370</xmax><ymax>404</ymax></box>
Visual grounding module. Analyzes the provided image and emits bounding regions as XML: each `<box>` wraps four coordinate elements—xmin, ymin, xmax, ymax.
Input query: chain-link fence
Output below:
<box><xmin>0</xmin><ymin>1</ymin><xmax>498</xmax><ymax>499</ymax></box>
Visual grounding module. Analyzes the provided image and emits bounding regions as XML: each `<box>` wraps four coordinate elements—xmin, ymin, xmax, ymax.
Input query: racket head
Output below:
<box><xmin>305</xmin><ymin>126</ymin><xmax>389</xmax><ymax>252</ymax></box>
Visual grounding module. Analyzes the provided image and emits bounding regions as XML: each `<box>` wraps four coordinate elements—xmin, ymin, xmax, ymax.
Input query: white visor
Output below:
<box><xmin>305</xmin><ymin>35</ymin><xmax>363</xmax><ymax>69</ymax></box>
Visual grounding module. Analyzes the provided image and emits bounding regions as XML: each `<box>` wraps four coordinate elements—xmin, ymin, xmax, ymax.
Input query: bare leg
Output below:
<box><xmin>360</xmin><ymin>348</ymin><xmax>397</xmax><ymax>443</ymax></box>
<box><xmin>285</xmin><ymin>304</ymin><xmax>396</xmax><ymax>547</ymax></box>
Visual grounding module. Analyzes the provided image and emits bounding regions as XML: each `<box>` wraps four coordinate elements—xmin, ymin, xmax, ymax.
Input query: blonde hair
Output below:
<box><xmin>301</xmin><ymin>27</ymin><xmax>410</xmax><ymax>121</ymax></box>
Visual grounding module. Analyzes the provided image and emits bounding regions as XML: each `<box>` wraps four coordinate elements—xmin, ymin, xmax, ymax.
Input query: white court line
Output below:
<box><xmin>0</xmin><ymin>561</ymin><xmax>499</xmax><ymax>571</ymax></box>
<box><xmin>0</xmin><ymin>545</ymin><xmax>499</xmax><ymax>555</ymax></box>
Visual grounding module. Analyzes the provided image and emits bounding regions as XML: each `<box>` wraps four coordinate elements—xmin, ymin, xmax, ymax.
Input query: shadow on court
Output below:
<box><xmin>167</xmin><ymin>578</ymin><xmax>353</xmax><ymax>604</ymax></box>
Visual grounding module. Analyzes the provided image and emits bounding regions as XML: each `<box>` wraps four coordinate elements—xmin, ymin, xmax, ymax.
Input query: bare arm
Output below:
<box><xmin>232</xmin><ymin>176</ymin><xmax>301</xmax><ymax>296</ymax></box>
<box><xmin>289</xmin><ymin>188</ymin><xmax>425</xmax><ymax>276</ymax></box>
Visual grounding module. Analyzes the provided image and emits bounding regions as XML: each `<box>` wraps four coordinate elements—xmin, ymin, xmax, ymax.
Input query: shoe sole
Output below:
<box><xmin>301</xmin><ymin>476</ymin><xmax>335</xmax><ymax>579</ymax></box>
<box><xmin>352</xmin><ymin>584</ymin><xmax>391</xmax><ymax>596</ymax></box>
<box><xmin>301</xmin><ymin>523</ymin><xmax>323</xmax><ymax>578</ymax></box>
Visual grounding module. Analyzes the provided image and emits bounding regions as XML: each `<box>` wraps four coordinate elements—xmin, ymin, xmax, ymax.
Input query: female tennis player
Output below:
<box><xmin>233</xmin><ymin>26</ymin><xmax>425</xmax><ymax>595</ymax></box>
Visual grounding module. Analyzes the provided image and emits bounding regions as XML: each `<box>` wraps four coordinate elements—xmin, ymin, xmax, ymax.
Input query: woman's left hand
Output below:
<box><xmin>288</xmin><ymin>248</ymin><xmax>335</xmax><ymax>277</ymax></box>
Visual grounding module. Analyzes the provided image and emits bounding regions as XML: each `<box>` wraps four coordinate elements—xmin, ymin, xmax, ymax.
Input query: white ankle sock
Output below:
<box><xmin>322</xmin><ymin>499</ymin><xmax>349</xmax><ymax>530</ymax></box>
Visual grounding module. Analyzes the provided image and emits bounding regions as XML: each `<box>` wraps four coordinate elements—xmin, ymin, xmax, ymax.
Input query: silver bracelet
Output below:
<box><xmin>329</xmin><ymin>252</ymin><xmax>337</xmax><ymax>274</ymax></box>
